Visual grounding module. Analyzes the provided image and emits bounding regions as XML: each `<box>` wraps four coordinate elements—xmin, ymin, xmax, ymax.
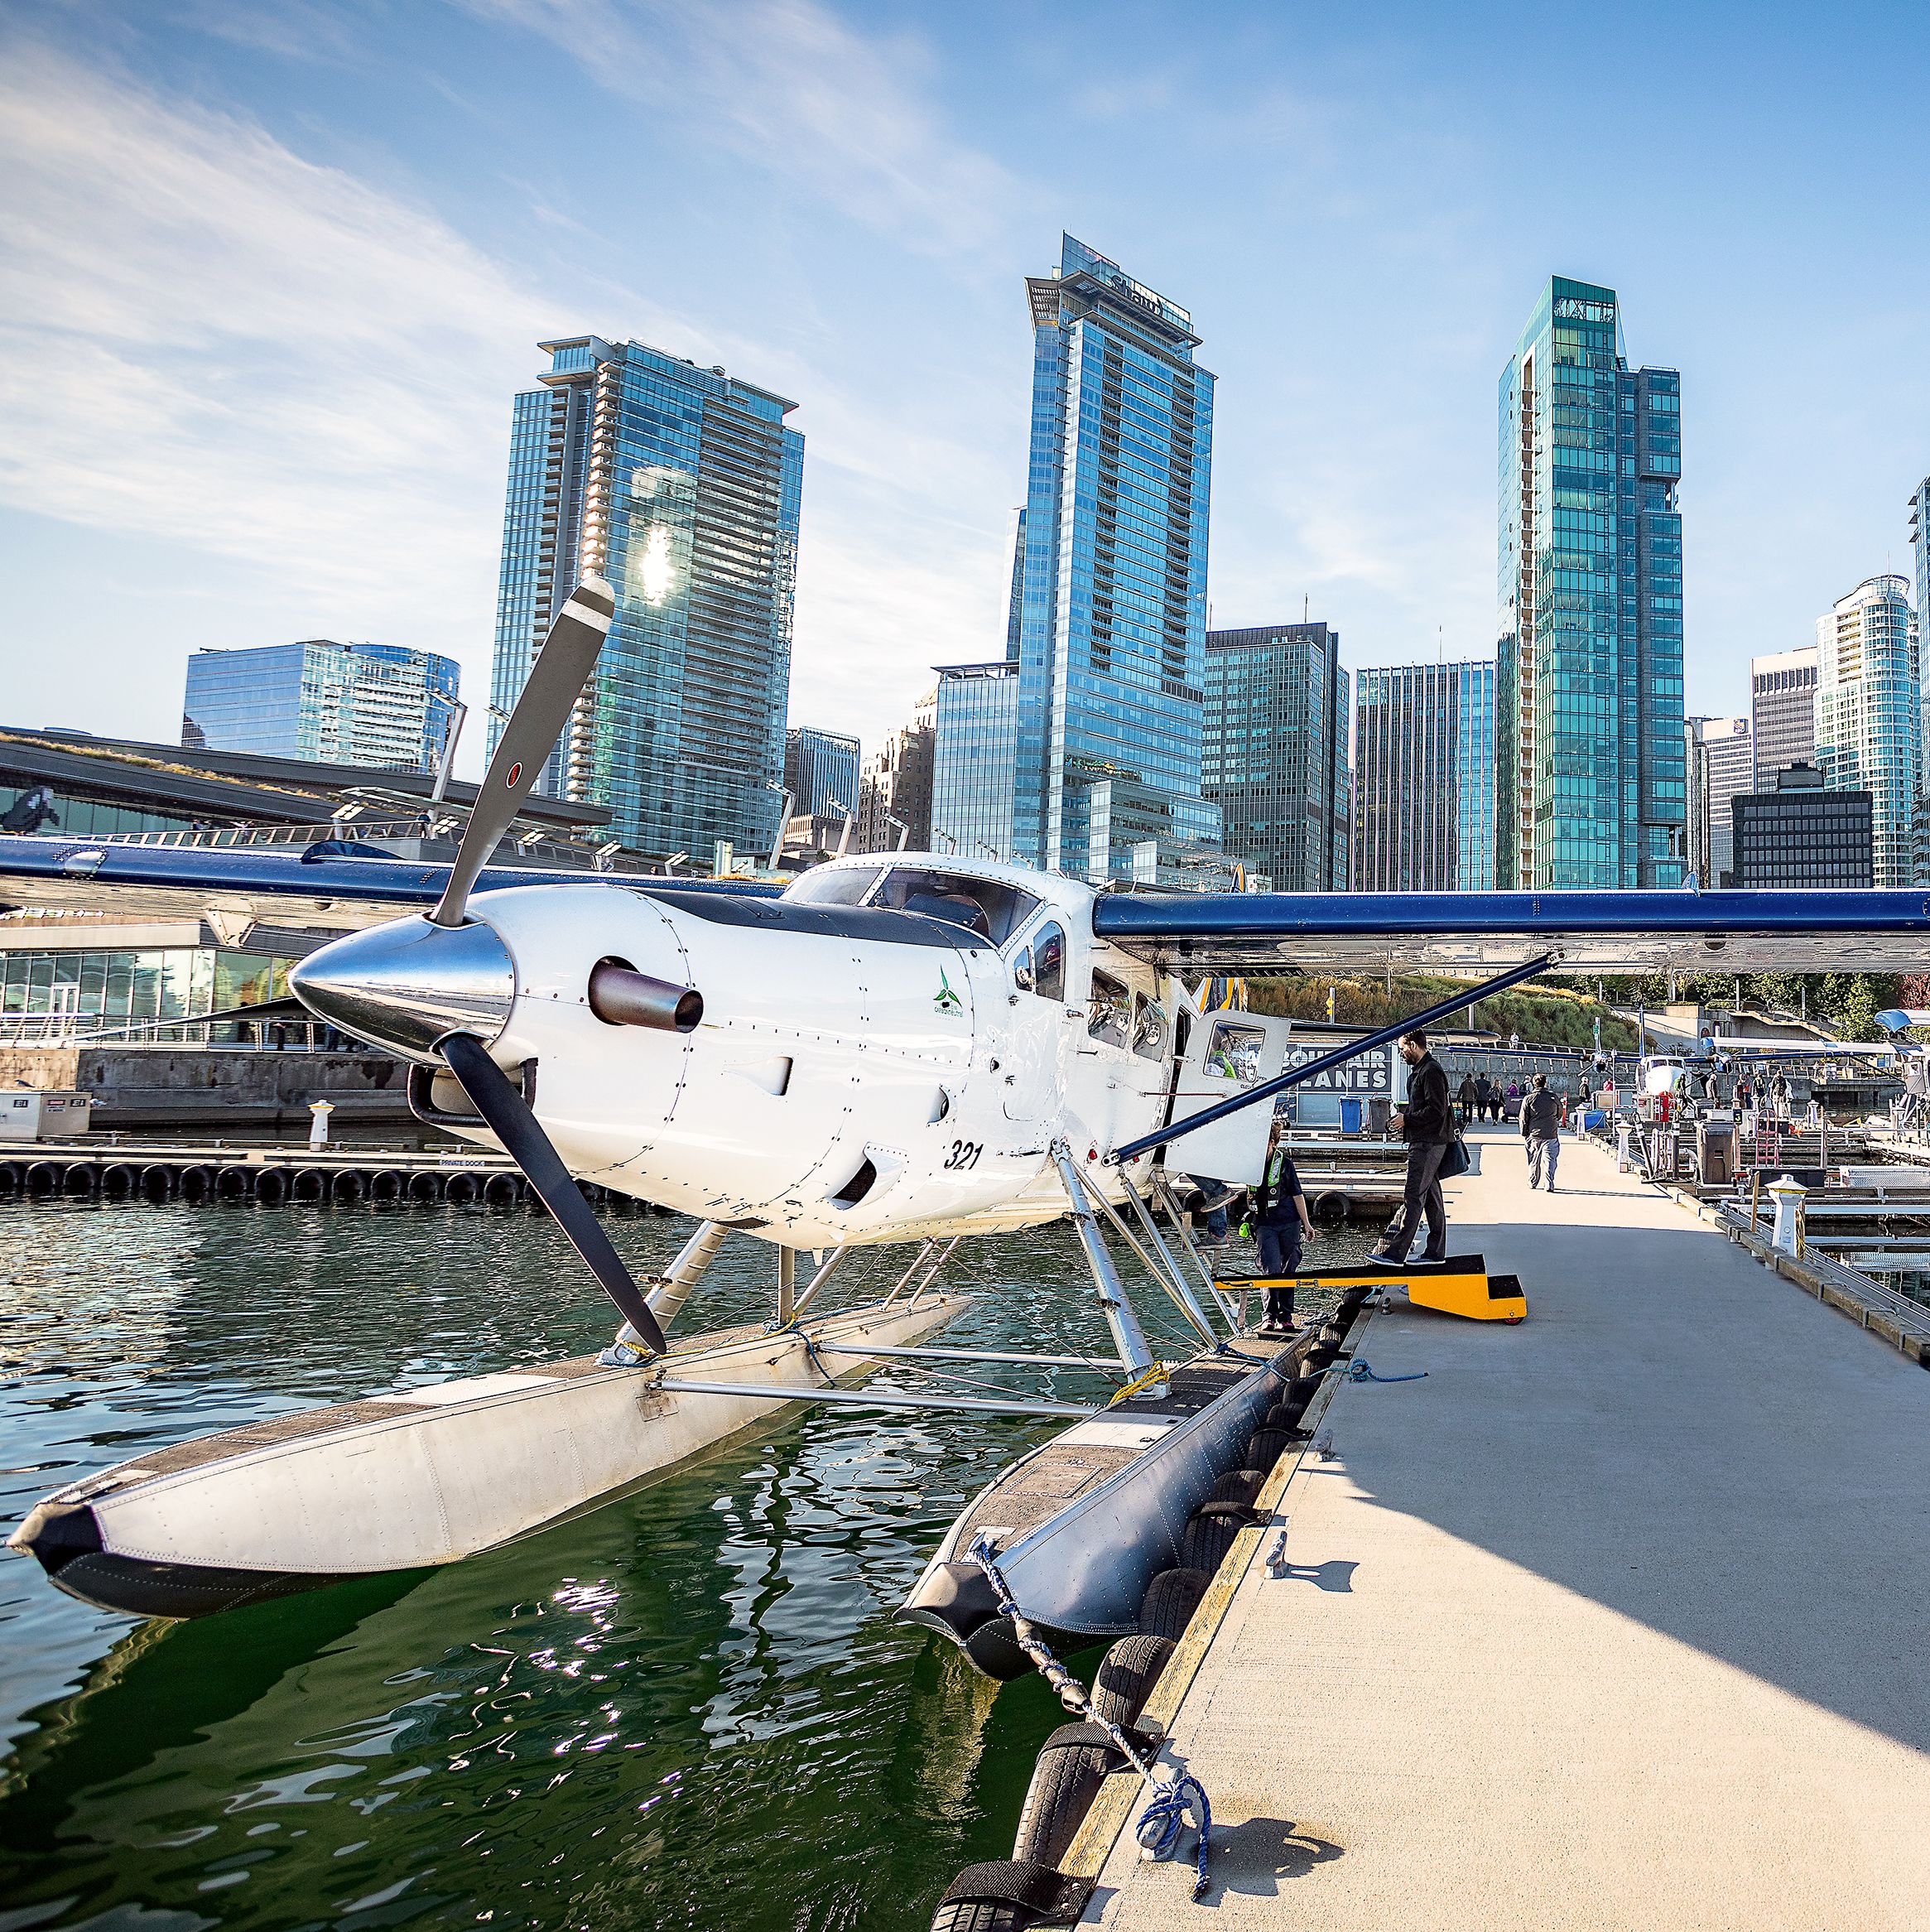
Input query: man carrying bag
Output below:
<box><xmin>1369</xmin><ymin>1029</ymin><xmax>1457</xmax><ymax>1267</ymax></box>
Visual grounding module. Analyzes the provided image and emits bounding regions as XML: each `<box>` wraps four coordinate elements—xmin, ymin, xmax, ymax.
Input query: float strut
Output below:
<box><xmin>1053</xmin><ymin>1142</ymin><xmax>1159</xmax><ymax>1385</ymax></box>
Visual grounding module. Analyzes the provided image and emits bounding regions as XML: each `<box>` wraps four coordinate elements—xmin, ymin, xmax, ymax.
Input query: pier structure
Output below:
<box><xmin>0</xmin><ymin>1137</ymin><xmax>665</xmax><ymax>1212</ymax></box>
<box><xmin>1066</xmin><ymin>1125</ymin><xmax>1930</xmax><ymax>1927</ymax></box>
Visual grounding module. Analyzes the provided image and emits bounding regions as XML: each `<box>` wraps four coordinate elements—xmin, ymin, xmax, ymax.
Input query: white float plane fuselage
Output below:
<box><xmin>291</xmin><ymin>855</ymin><xmax>1186</xmax><ymax>1250</ymax></box>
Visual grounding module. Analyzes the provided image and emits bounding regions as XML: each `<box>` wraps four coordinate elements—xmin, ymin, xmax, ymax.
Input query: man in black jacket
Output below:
<box><xmin>1369</xmin><ymin>1029</ymin><xmax>1453</xmax><ymax>1266</ymax></box>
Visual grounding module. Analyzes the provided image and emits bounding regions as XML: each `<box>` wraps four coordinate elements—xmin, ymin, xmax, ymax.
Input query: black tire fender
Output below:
<box><xmin>1138</xmin><ymin>1567</ymin><xmax>1210</xmax><ymax>1641</ymax></box>
<box><xmin>1009</xmin><ymin>1737</ymin><xmax>1109</xmax><ymax>1869</ymax></box>
<box><xmin>1090</xmin><ymin>1631</ymin><xmax>1175</xmax><ymax>1727</ymax></box>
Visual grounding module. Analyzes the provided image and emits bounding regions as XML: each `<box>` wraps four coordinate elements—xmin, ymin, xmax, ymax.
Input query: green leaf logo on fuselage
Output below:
<box><xmin>934</xmin><ymin>967</ymin><xmax>964</xmax><ymax>1014</ymax></box>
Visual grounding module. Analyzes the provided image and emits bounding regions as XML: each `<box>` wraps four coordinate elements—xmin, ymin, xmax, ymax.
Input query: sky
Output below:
<box><xmin>1</xmin><ymin>0</ymin><xmax>1926</xmax><ymax>780</ymax></box>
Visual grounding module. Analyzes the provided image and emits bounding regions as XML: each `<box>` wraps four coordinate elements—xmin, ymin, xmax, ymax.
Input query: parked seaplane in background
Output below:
<box><xmin>10</xmin><ymin>575</ymin><xmax>1930</xmax><ymax>1631</ymax></box>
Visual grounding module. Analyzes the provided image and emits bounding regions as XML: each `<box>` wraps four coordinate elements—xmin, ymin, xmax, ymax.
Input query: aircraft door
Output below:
<box><xmin>1002</xmin><ymin>917</ymin><xmax>1067</xmax><ymax>1125</ymax></box>
<box><xmin>1161</xmin><ymin>1009</ymin><xmax>1298</xmax><ymax>1185</ymax></box>
<box><xmin>1058</xmin><ymin>947</ymin><xmax>1172</xmax><ymax>1156</ymax></box>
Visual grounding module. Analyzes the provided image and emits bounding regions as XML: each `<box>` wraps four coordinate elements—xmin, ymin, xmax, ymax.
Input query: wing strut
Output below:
<box><xmin>1110</xmin><ymin>954</ymin><xmax>1555</xmax><ymax>1165</ymax></box>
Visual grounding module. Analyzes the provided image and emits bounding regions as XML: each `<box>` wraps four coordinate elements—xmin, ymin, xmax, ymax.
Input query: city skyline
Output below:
<box><xmin>3</xmin><ymin>4</ymin><xmax>1925</xmax><ymax>777</ymax></box>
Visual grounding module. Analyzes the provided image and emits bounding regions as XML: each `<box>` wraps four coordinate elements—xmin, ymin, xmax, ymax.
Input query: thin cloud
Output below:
<box><xmin>0</xmin><ymin>38</ymin><xmax>554</xmax><ymax>624</ymax></box>
<box><xmin>466</xmin><ymin>0</ymin><xmax>1017</xmax><ymax>257</ymax></box>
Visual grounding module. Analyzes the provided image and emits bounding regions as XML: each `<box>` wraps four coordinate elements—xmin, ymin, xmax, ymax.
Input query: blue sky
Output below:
<box><xmin>2</xmin><ymin>0</ymin><xmax>1925</xmax><ymax>778</ymax></box>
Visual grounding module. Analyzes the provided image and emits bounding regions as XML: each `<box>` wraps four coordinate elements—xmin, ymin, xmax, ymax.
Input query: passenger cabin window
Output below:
<box><xmin>782</xmin><ymin>865</ymin><xmax>883</xmax><ymax>907</ymax></box>
<box><xmin>1206</xmin><ymin>1020</ymin><xmax>1268</xmax><ymax>1086</ymax></box>
<box><xmin>1088</xmin><ymin>970</ymin><xmax>1132</xmax><ymax>1049</ymax></box>
<box><xmin>869</xmin><ymin>867</ymin><xmax>1041</xmax><ymax>945</ymax></box>
<box><xmin>1032</xmin><ymin>923</ymin><xmax>1066</xmax><ymax>1000</ymax></box>
<box><xmin>1132</xmin><ymin>996</ymin><xmax>1168</xmax><ymax>1062</ymax></box>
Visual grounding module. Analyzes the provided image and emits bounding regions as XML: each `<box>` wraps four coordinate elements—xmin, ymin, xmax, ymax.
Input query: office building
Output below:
<box><xmin>1010</xmin><ymin>234</ymin><xmax>1221</xmax><ymax>880</ymax></box>
<box><xmin>856</xmin><ymin>688</ymin><xmax>935</xmax><ymax>853</ymax></box>
<box><xmin>1730</xmin><ymin>763</ymin><xmax>1873</xmax><ymax>888</ymax></box>
<box><xmin>1494</xmin><ymin>276</ymin><xmax>1687</xmax><ymax>889</ymax></box>
<box><xmin>1691</xmin><ymin>715</ymin><xmax>1753</xmax><ymax>886</ymax></box>
<box><xmin>930</xmin><ymin>661</ymin><xmax>1019</xmax><ymax>863</ymax></box>
<box><xmin>1813</xmin><ymin>575</ymin><xmax>1919</xmax><ymax>885</ymax></box>
<box><xmin>784</xmin><ymin>726</ymin><xmax>860</xmax><ymax>822</ymax></box>
<box><xmin>1204</xmin><ymin>623</ymin><xmax>1350</xmax><ymax>892</ymax></box>
<box><xmin>1750</xmin><ymin>645</ymin><xmax>1818</xmax><ymax>789</ymax></box>
<box><xmin>491</xmin><ymin>335</ymin><xmax>803</xmax><ymax>860</ymax></box>
<box><xmin>1913</xmin><ymin>480</ymin><xmax>1930</xmax><ymax>797</ymax></box>
<box><xmin>1913</xmin><ymin>479</ymin><xmax>1929</xmax><ymax>676</ymax></box>
<box><xmin>1350</xmin><ymin>659</ymin><xmax>1494</xmax><ymax>893</ymax></box>
<box><xmin>182</xmin><ymin>641</ymin><xmax>459</xmax><ymax>773</ymax></box>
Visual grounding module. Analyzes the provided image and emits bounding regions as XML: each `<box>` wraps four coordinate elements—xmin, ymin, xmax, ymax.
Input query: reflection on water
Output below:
<box><xmin>0</xmin><ymin>1199</ymin><xmax>1366</xmax><ymax>1929</ymax></box>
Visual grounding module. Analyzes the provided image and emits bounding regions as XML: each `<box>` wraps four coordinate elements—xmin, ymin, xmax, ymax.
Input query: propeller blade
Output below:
<box><xmin>430</xmin><ymin>576</ymin><xmax>616</xmax><ymax>928</ymax></box>
<box><xmin>439</xmin><ymin>1030</ymin><xmax>667</xmax><ymax>1356</ymax></box>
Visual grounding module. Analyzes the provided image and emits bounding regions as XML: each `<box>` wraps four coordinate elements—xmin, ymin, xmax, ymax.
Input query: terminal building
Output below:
<box><xmin>0</xmin><ymin>726</ymin><xmax>606</xmax><ymax>1040</ymax></box>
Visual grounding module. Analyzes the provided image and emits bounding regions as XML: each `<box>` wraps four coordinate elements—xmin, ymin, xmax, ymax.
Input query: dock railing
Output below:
<box><xmin>1716</xmin><ymin>1197</ymin><xmax>1930</xmax><ymax>1358</ymax></box>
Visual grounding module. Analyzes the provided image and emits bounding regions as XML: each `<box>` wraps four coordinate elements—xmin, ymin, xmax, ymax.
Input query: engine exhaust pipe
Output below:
<box><xmin>588</xmin><ymin>958</ymin><xmax>704</xmax><ymax>1033</ymax></box>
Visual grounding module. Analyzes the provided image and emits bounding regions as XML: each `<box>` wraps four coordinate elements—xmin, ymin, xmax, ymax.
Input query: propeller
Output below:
<box><xmin>439</xmin><ymin>1031</ymin><xmax>667</xmax><ymax>1356</ymax></box>
<box><xmin>429</xmin><ymin>575</ymin><xmax>616</xmax><ymax>929</ymax></box>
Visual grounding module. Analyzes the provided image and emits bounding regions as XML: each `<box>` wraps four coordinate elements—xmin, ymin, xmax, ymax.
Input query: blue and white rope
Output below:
<box><xmin>965</xmin><ymin>1533</ymin><xmax>1213</xmax><ymax>1899</ymax></box>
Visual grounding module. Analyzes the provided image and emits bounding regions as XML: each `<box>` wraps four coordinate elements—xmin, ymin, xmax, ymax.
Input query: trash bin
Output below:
<box><xmin>1338</xmin><ymin>1097</ymin><xmax>1363</xmax><ymax>1136</ymax></box>
<box><xmin>1366</xmin><ymin>1096</ymin><xmax>1392</xmax><ymax>1136</ymax></box>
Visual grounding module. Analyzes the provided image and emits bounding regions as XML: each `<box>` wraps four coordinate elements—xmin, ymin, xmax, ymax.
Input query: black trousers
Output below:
<box><xmin>1385</xmin><ymin>1140</ymin><xmax>1448</xmax><ymax>1261</ymax></box>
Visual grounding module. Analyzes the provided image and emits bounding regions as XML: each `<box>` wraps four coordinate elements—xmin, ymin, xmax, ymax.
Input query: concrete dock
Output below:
<box><xmin>1077</xmin><ymin>1126</ymin><xmax>1930</xmax><ymax>1930</ymax></box>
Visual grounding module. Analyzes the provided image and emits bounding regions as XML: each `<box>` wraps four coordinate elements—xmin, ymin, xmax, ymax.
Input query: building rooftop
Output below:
<box><xmin>1</xmin><ymin>727</ymin><xmax>608</xmax><ymax>833</ymax></box>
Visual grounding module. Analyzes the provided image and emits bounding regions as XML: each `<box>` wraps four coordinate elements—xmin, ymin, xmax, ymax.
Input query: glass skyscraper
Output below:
<box><xmin>1203</xmin><ymin>622</ymin><xmax>1350</xmax><ymax>891</ymax></box>
<box><xmin>1350</xmin><ymin>659</ymin><xmax>1494</xmax><ymax>893</ymax></box>
<box><xmin>1814</xmin><ymin>575</ymin><xmax>1919</xmax><ymax>885</ymax></box>
<box><xmin>784</xmin><ymin>726</ymin><xmax>860</xmax><ymax>820</ymax></box>
<box><xmin>1495</xmin><ymin>277</ymin><xmax>1686</xmax><ymax>889</ymax></box>
<box><xmin>491</xmin><ymin>336</ymin><xmax>804</xmax><ymax>861</ymax></box>
<box><xmin>931</xmin><ymin>661</ymin><xmax>1019</xmax><ymax>862</ymax></box>
<box><xmin>1012</xmin><ymin>235</ymin><xmax>1220</xmax><ymax>880</ymax></box>
<box><xmin>182</xmin><ymin>640</ymin><xmax>460</xmax><ymax>772</ymax></box>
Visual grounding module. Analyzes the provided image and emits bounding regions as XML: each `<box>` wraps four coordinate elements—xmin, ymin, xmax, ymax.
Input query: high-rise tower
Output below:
<box><xmin>1495</xmin><ymin>277</ymin><xmax>1686</xmax><ymax>889</ymax></box>
<box><xmin>1203</xmin><ymin>622</ymin><xmax>1350</xmax><ymax>891</ymax></box>
<box><xmin>1814</xmin><ymin>575</ymin><xmax>1919</xmax><ymax>885</ymax></box>
<box><xmin>1350</xmin><ymin>659</ymin><xmax>1494</xmax><ymax>893</ymax></box>
<box><xmin>1012</xmin><ymin>235</ymin><xmax>1220</xmax><ymax>881</ymax></box>
<box><xmin>490</xmin><ymin>336</ymin><xmax>803</xmax><ymax>861</ymax></box>
<box><xmin>1750</xmin><ymin>645</ymin><xmax>1818</xmax><ymax>788</ymax></box>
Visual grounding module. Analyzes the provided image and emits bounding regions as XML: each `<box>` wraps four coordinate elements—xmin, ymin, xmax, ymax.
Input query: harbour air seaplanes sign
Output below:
<box><xmin>1279</xmin><ymin>1036</ymin><xmax>1397</xmax><ymax>1094</ymax></box>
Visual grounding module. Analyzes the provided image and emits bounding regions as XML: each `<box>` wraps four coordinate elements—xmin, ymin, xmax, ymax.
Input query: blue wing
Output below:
<box><xmin>1094</xmin><ymin>887</ymin><xmax>1930</xmax><ymax>975</ymax></box>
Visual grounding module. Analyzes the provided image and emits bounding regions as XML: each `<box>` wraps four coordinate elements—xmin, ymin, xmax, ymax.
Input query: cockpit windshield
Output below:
<box><xmin>782</xmin><ymin>865</ymin><xmax>883</xmax><ymax>908</ymax></box>
<box><xmin>867</xmin><ymin>868</ymin><xmax>1042</xmax><ymax>946</ymax></box>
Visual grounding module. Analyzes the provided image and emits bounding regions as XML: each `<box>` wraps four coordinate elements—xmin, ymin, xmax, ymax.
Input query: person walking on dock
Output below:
<box><xmin>1521</xmin><ymin>1072</ymin><xmax>1562</xmax><ymax>1190</ymax></box>
<box><xmin>1369</xmin><ymin>1029</ymin><xmax>1452</xmax><ymax>1267</ymax></box>
<box><xmin>1248</xmin><ymin>1120</ymin><xmax>1317</xmax><ymax>1332</ymax></box>
<box><xmin>1456</xmin><ymin>1072</ymin><xmax>1478</xmax><ymax>1126</ymax></box>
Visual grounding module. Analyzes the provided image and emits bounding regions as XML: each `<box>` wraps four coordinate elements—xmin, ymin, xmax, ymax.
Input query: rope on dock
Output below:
<box><xmin>1335</xmin><ymin>1357</ymin><xmax>1428</xmax><ymax>1385</ymax></box>
<box><xmin>965</xmin><ymin>1532</ymin><xmax>1214</xmax><ymax>1900</ymax></box>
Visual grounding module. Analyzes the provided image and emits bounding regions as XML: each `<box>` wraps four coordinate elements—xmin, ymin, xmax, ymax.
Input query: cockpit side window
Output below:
<box><xmin>1087</xmin><ymin>970</ymin><xmax>1132</xmax><ymax>1048</ymax></box>
<box><xmin>1031</xmin><ymin>922</ymin><xmax>1066</xmax><ymax>1000</ymax></box>
<box><xmin>867</xmin><ymin>868</ymin><xmax>1041</xmax><ymax>945</ymax></box>
<box><xmin>1012</xmin><ymin>944</ymin><xmax>1034</xmax><ymax>993</ymax></box>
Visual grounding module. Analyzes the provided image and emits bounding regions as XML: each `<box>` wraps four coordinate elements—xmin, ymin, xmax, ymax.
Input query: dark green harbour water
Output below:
<box><xmin>0</xmin><ymin>1201</ymin><xmax>1365</xmax><ymax>1930</ymax></box>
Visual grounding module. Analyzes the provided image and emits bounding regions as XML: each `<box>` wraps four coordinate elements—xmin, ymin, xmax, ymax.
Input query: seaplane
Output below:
<box><xmin>8</xmin><ymin>576</ymin><xmax>1930</xmax><ymax>1669</ymax></box>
